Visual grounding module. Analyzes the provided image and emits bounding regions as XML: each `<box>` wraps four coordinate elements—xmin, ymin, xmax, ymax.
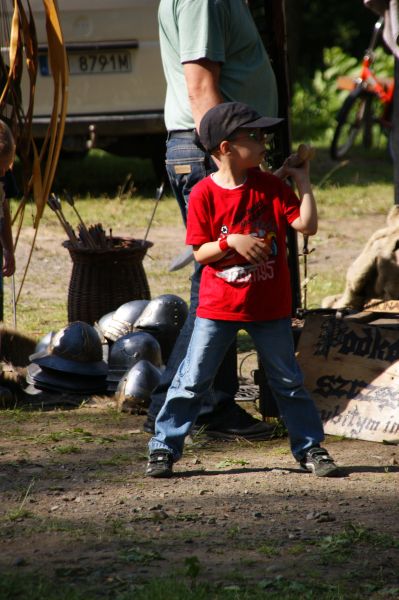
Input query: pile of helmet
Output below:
<box><xmin>25</xmin><ymin>294</ymin><xmax>188</xmax><ymax>413</ymax></box>
<box><xmin>26</xmin><ymin>321</ymin><xmax>108</xmax><ymax>395</ymax></box>
<box><xmin>96</xmin><ymin>294</ymin><xmax>188</xmax><ymax>413</ymax></box>
<box><xmin>97</xmin><ymin>294</ymin><xmax>188</xmax><ymax>363</ymax></box>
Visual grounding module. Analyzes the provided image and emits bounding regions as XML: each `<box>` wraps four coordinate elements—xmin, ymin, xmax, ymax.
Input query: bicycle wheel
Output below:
<box><xmin>330</xmin><ymin>87</ymin><xmax>374</xmax><ymax>160</ymax></box>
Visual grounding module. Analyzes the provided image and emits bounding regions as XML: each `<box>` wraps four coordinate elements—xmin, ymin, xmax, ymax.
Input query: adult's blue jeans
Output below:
<box><xmin>148</xmin><ymin>133</ymin><xmax>239</xmax><ymax>419</ymax></box>
<box><xmin>149</xmin><ymin>317</ymin><xmax>324</xmax><ymax>462</ymax></box>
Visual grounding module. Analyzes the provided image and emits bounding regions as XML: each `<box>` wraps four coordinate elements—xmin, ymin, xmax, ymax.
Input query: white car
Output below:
<box><xmin>21</xmin><ymin>0</ymin><xmax>166</xmax><ymax>174</ymax></box>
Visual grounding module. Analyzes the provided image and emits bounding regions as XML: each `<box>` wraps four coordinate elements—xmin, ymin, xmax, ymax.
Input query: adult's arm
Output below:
<box><xmin>0</xmin><ymin>198</ymin><xmax>15</xmax><ymax>276</ymax></box>
<box><xmin>183</xmin><ymin>59</ymin><xmax>224</xmax><ymax>130</ymax></box>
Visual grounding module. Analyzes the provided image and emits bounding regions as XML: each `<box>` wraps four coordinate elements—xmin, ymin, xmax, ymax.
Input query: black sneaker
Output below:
<box><xmin>197</xmin><ymin>402</ymin><xmax>277</xmax><ymax>441</ymax></box>
<box><xmin>145</xmin><ymin>450</ymin><xmax>174</xmax><ymax>478</ymax></box>
<box><xmin>299</xmin><ymin>447</ymin><xmax>340</xmax><ymax>477</ymax></box>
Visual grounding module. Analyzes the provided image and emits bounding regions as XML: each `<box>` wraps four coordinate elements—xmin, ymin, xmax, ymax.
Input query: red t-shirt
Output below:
<box><xmin>186</xmin><ymin>168</ymin><xmax>300</xmax><ymax>321</ymax></box>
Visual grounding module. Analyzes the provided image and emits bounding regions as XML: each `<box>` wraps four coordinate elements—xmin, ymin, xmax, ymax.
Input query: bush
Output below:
<box><xmin>291</xmin><ymin>46</ymin><xmax>394</xmax><ymax>143</ymax></box>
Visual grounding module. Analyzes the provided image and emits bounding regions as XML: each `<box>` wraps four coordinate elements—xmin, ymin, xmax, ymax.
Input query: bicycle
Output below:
<box><xmin>330</xmin><ymin>18</ymin><xmax>394</xmax><ymax>160</ymax></box>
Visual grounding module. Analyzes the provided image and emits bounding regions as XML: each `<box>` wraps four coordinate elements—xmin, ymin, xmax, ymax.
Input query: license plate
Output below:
<box><xmin>39</xmin><ymin>51</ymin><xmax>132</xmax><ymax>76</ymax></box>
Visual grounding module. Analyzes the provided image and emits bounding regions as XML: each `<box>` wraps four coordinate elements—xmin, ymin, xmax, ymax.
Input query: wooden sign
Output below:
<box><xmin>296</xmin><ymin>313</ymin><xmax>399</xmax><ymax>442</ymax></box>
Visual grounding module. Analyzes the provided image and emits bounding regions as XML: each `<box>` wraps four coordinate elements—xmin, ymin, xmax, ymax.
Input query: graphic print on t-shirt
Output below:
<box><xmin>216</xmin><ymin>200</ymin><xmax>278</xmax><ymax>284</ymax></box>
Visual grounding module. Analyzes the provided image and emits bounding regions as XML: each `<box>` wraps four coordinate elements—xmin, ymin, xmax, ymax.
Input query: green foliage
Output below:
<box><xmin>291</xmin><ymin>0</ymin><xmax>375</xmax><ymax>78</ymax></box>
<box><xmin>0</xmin><ymin>573</ymin><xmax>88</xmax><ymax>600</ymax></box>
<box><xmin>184</xmin><ymin>555</ymin><xmax>202</xmax><ymax>580</ymax></box>
<box><xmin>257</xmin><ymin>542</ymin><xmax>280</xmax><ymax>557</ymax></box>
<box><xmin>291</xmin><ymin>46</ymin><xmax>394</xmax><ymax>143</ymax></box>
<box><xmin>319</xmin><ymin>523</ymin><xmax>399</xmax><ymax>558</ymax></box>
<box><xmin>292</xmin><ymin>47</ymin><xmax>356</xmax><ymax>142</ymax></box>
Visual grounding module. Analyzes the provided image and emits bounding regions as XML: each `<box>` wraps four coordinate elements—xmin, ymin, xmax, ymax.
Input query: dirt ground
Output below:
<box><xmin>1</xmin><ymin>406</ymin><xmax>398</xmax><ymax>598</ymax></box>
<box><xmin>1</xmin><ymin>210</ymin><xmax>399</xmax><ymax>598</ymax></box>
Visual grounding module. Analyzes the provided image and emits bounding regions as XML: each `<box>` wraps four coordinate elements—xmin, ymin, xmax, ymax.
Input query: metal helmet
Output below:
<box><xmin>116</xmin><ymin>359</ymin><xmax>161</xmax><ymax>413</ymax></box>
<box><xmin>133</xmin><ymin>294</ymin><xmax>188</xmax><ymax>362</ymax></box>
<box><xmin>29</xmin><ymin>321</ymin><xmax>107</xmax><ymax>376</ymax></box>
<box><xmin>93</xmin><ymin>310</ymin><xmax>115</xmax><ymax>362</ymax></box>
<box><xmin>34</xmin><ymin>331</ymin><xmax>56</xmax><ymax>355</ymax></box>
<box><xmin>106</xmin><ymin>331</ymin><xmax>162</xmax><ymax>391</ymax></box>
<box><xmin>102</xmin><ymin>300</ymin><xmax>150</xmax><ymax>342</ymax></box>
<box><xmin>94</xmin><ymin>311</ymin><xmax>114</xmax><ymax>341</ymax></box>
<box><xmin>26</xmin><ymin>363</ymin><xmax>107</xmax><ymax>395</ymax></box>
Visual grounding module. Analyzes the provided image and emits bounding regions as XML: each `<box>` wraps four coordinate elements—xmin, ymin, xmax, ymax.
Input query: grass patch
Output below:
<box><xmin>0</xmin><ymin>572</ymin><xmax>89</xmax><ymax>600</ymax></box>
<box><xmin>7</xmin><ymin>145</ymin><xmax>395</xmax><ymax>337</ymax></box>
<box><xmin>3</xmin><ymin>507</ymin><xmax>33</xmax><ymax>522</ymax></box>
<box><xmin>215</xmin><ymin>458</ymin><xmax>250</xmax><ymax>469</ymax></box>
<box><xmin>1</xmin><ymin>479</ymin><xmax>36</xmax><ymax>523</ymax></box>
<box><xmin>98</xmin><ymin>453</ymin><xmax>132</xmax><ymax>466</ymax></box>
<box><xmin>303</xmin><ymin>270</ymin><xmax>346</xmax><ymax>310</ymax></box>
<box><xmin>0</xmin><ymin>573</ymin><xmax>394</xmax><ymax>600</ymax></box>
<box><xmin>3</xmin><ymin>417</ymin><xmax>130</xmax><ymax>445</ymax></box>
<box><xmin>118</xmin><ymin>575</ymin><xmax>388</xmax><ymax>599</ymax></box>
<box><xmin>318</xmin><ymin>523</ymin><xmax>399</xmax><ymax>564</ymax></box>
<box><xmin>257</xmin><ymin>543</ymin><xmax>281</xmax><ymax>557</ymax></box>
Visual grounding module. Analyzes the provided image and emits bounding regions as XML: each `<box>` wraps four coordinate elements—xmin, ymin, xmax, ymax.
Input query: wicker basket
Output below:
<box><xmin>63</xmin><ymin>237</ymin><xmax>153</xmax><ymax>324</ymax></box>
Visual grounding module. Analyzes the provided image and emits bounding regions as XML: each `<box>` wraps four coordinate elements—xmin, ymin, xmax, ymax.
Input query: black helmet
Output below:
<box><xmin>26</xmin><ymin>363</ymin><xmax>107</xmax><ymax>395</ymax></box>
<box><xmin>103</xmin><ymin>300</ymin><xmax>150</xmax><ymax>342</ymax></box>
<box><xmin>29</xmin><ymin>321</ymin><xmax>107</xmax><ymax>376</ymax></box>
<box><xmin>106</xmin><ymin>331</ymin><xmax>162</xmax><ymax>391</ymax></box>
<box><xmin>116</xmin><ymin>360</ymin><xmax>161</xmax><ymax>413</ymax></box>
<box><xmin>134</xmin><ymin>294</ymin><xmax>188</xmax><ymax>361</ymax></box>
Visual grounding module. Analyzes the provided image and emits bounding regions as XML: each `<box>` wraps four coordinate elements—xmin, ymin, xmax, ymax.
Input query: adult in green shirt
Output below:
<box><xmin>144</xmin><ymin>0</ymin><xmax>279</xmax><ymax>439</ymax></box>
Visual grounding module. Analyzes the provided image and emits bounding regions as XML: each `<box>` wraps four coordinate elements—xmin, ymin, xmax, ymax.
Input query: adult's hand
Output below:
<box><xmin>2</xmin><ymin>249</ymin><xmax>15</xmax><ymax>277</ymax></box>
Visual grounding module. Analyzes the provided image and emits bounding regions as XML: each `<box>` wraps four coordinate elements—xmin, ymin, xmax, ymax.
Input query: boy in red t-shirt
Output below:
<box><xmin>146</xmin><ymin>102</ymin><xmax>339</xmax><ymax>478</ymax></box>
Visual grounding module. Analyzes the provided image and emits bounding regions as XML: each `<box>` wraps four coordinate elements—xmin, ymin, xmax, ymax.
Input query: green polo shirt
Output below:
<box><xmin>158</xmin><ymin>0</ymin><xmax>278</xmax><ymax>131</ymax></box>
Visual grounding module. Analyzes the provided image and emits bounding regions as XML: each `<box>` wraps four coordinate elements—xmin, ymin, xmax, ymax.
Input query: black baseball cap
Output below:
<box><xmin>198</xmin><ymin>102</ymin><xmax>284</xmax><ymax>152</ymax></box>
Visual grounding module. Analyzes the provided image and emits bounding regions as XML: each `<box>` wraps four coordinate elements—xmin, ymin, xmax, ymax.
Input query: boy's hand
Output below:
<box><xmin>274</xmin><ymin>144</ymin><xmax>315</xmax><ymax>183</ymax></box>
<box><xmin>280</xmin><ymin>158</ymin><xmax>311</xmax><ymax>186</ymax></box>
<box><xmin>3</xmin><ymin>249</ymin><xmax>15</xmax><ymax>277</ymax></box>
<box><xmin>227</xmin><ymin>234</ymin><xmax>271</xmax><ymax>265</ymax></box>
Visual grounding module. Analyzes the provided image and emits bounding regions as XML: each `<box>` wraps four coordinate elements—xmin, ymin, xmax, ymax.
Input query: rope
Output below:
<box><xmin>0</xmin><ymin>1</ymin><xmax>69</xmax><ymax>305</ymax></box>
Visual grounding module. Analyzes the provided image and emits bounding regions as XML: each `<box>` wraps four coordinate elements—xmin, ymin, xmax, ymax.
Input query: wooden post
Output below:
<box><xmin>0</xmin><ymin>248</ymin><xmax>3</xmax><ymax>322</ymax></box>
<box><xmin>394</xmin><ymin>57</ymin><xmax>399</xmax><ymax>205</ymax></box>
<box><xmin>250</xmin><ymin>0</ymin><xmax>301</xmax><ymax>314</ymax></box>
<box><xmin>250</xmin><ymin>1</ymin><xmax>301</xmax><ymax>418</ymax></box>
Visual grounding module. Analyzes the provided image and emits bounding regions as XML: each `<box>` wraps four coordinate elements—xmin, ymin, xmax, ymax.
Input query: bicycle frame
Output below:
<box><xmin>360</xmin><ymin>18</ymin><xmax>394</xmax><ymax>103</ymax></box>
<box><xmin>337</xmin><ymin>17</ymin><xmax>394</xmax><ymax>125</ymax></box>
<box><xmin>331</xmin><ymin>17</ymin><xmax>395</xmax><ymax>160</ymax></box>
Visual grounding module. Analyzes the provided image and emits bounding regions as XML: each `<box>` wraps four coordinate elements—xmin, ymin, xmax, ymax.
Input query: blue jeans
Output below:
<box><xmin>149</xmin><ymin>317</ymin><xmax>324</xmax><ymax>462</ymax></box>
<box><xmin>148</xmin><ymin>134</ymin><xmax>239</xmax><ymax>419</ymax></box>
